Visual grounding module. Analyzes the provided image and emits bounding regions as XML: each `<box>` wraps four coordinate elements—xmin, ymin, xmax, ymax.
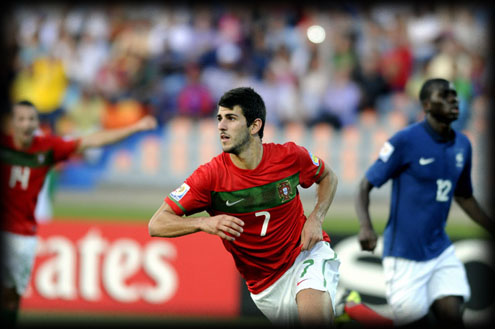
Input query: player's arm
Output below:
<box><xmin>355</xmin><ymin>177</ymin><xmax>378</xmax><ymax>251</ymax></box>
<box><xmin>301</xmin><ymin>166</ymin><xmax>338</xmax><ymax>251</ymax></box>
<box><xmin>77</xmin><ymin>115</ymin><xmax>157</xmax><ymax>152</ymax></box>
<box><xmin>148</xmin><ymin>202</ymin><xmax>245</xmax><ymax>241</ymax></box>
<box><xmin>454</xmin><ymin>195</ymin><xmax>494</xmax><ymax>238</ymax></box>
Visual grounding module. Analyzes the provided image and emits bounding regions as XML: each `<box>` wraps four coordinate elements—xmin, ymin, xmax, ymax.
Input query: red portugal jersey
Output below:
<box><xmin>0</xmin><ymin>133</ymin><xmax>80</xmax><ymax>236</ymax></box>
<box><xmin>165</xmin><ymin>142</ymin><xmax>331</xmax><ymax>294</ymax></box>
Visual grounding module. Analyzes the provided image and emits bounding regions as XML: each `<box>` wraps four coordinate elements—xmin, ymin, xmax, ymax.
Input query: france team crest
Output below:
<box><xmin>456</xmin><ymin>152</ymin><xmax>464</xmax><ymax>168</ymax></box>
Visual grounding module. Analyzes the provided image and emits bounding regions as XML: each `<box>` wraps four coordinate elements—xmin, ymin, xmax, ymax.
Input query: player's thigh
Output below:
<box><xmin>383</xmin><ymin>256</ymin><xmax>433</xmax><ymax>326</ymax></box>
<box><xmin>1</xmin><ymin>232</ymin><xmax>38</xmax><ymax>296</ymax></box>
<box><xmin>296</xmin><ymin>288</ymin><xmax>333</xmax><ymax>322</ymax></box>
<box><xmin>427</xmin><ymin>245</ymin><xmax>470</xmax><ymax>306</ymax></box>
<box><xmin>250</xmin><ymin>265</ymin><xmax>298</xmax><ymax>324</ymax></box>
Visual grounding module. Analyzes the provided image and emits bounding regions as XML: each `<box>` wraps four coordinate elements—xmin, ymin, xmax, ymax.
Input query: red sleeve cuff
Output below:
<box><xmin>165</xmin><ymin>196</ymin><xmax>186</xmax><ymax>216</ymax></box>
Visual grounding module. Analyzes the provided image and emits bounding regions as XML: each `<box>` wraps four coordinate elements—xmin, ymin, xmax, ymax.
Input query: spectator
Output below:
<box><xmin>201</xmin><ymin>42</ymin><xmax>241</xmax><ymax>103</ymax></box>
<box><xmin>61</xmin><ymin>87</ymin><xmax>105</xmax><ymax>136</ymax></box>
<box><xmin>101</xmin><ymin>96</ymin><xmax>146</xmax><ymax>130</ymax></box>
<box><xmin>379</xmin><ymin>14</ymin><xmax>413</xmax><ymax>92</ymax></box>
<box><xmin>353</xmin><ymin>49</ymin><xmax>389</xmax><ymax>113</ymax></box>
<box><xmin>11</xmin><ymin>54</ymin><xmax>68</xmax><ymax>133</ymax></box>
<box><xmin>177</xmin><ymin>63</ymin><xmax>215</xmax><ymax>118</ymax></box>
<box><xmin>313</xmin><ymin>65</ymin><xmax>361</xmax><ymax>129</ymax></box>
<box><xmin>299</xmin><ymin>52</ymin><xmax>329</xmax><ymax>124</ymax></box>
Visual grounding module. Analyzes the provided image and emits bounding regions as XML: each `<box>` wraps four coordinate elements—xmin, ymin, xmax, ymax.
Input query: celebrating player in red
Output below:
<box><xmin>0</xmin><ymin>100</ymin><xmax>157</xmax><ymax>326</ymax></box>
<box><xmin>149</xmin><ymin>87</ymin><xmax>340</xmax><ymax>326</ymax></box>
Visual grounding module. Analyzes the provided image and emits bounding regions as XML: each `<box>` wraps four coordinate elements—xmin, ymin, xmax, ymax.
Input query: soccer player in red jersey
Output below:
<box><xmin>0</xmin><ymin>100</ymin><xmax>157</xmax><ymax>325</ymax></box>
<box><xmin>149</xmin><ymin>87</ymin><xmax>340</xmax><ymax>326</ymax></box>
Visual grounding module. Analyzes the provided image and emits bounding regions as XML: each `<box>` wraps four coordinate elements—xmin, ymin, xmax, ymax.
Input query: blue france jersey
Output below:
<box><xmin>366</xmin><ymin>120</ymin><xmax>473</xmax><ymax>261</ymax></box>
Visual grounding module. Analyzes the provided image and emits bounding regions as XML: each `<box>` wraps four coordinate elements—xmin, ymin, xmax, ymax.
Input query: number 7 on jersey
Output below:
<box><xmin>255</xmin><ymin>211</ymin><xmax>271</xmax><ymax>237</ymax></box>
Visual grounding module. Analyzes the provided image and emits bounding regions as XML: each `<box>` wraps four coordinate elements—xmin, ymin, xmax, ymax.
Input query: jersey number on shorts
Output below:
<box><xmin>436</xmin><ymin>179</ymin><xmax>452</xmax><ymax>202</ymax></box>
<box><xmin>255</xmin><ymin>211</ymin><xmax>271</xmax><ymax>237</ymax></box>
<box><xmin>9</xmin><ymin>166</ymin><xmax>30</xmax><ymax>190</ymax></box>
<box><xmin>300</xmin><ymin>259</ymin><xmax>314</xmax><ymax>278</ymax></box>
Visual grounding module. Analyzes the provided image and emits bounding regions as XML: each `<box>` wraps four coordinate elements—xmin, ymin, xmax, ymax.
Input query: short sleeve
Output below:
<box><xmin>50</xmin><ymin>135</ymin><xmax>81</xmax><ymax>163</ymax></box>
<box><xmin>291</xmin><ymin>143</ymin><xmax>326</xmax><ymax>188</ymax></box>
<box><xmin>365</xmin><ymin>131</ymin><xmax>407</xmax><ymax>188</ymax></box>
<box><xmin>165</xmin><ymin>163</ymin><xmax>212</xmax><ymax>216</ymax></box>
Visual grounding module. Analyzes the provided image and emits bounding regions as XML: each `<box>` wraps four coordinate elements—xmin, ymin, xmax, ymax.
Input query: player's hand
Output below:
<box><xmin>135</xmin><ymin>115</ymin><xmax>158</xmax><ymax>131</ymax></box>
<box><xmin>300</xmin><ymin>216</ymin><xmax>323</xmax><ymax>251</ymax></box>
<box><xmin>358</xmin><ymin>227</ymin><xmax>378</xmax><ymax>252</ymax></box>
<box><xmin>201</xmin><ymin>215</ymin><xmax>244</xmax><ymax>241</ymax></box>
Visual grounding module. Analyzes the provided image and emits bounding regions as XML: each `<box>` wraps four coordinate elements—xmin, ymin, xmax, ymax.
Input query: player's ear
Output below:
<box><xmin>422</xmin><ymin>99</ymin><xmax>431</xmax><ymax>112</ymax></box>
<box><xmin>250</xmin><ymin>118</ymin><xmax>262</xmax><ymax>136</ymax></box>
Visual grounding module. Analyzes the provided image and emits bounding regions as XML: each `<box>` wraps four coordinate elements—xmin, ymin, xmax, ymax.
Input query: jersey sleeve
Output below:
<box><xmin>291</xmin><ymin>143</ymin><xmax>326</xmax><ymax>188</ymax></box>
<box><xmin>50</xmin><ymin>135</ymin><xmax>81</xmax><ymax>163</ymax></box>
<box><xmin>454</xmin><ymin>138</ymin><xmax>473</xmax><ymax>197</ymax></box>
<box><xmin>165</xmin><ymin>163</ymin><xmax>212</xmax><ymax>216</ymax></box>
<box><xmin>365</xmin><ymin>131</ymin><xmax>407</xmax><ymax>188</ymax></box>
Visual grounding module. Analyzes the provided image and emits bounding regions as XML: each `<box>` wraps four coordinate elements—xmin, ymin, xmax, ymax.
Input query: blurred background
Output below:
<box><xmin>1</xmin><ymin>1</ymin><xmax>493</xmax><ymax>327</ymax></box>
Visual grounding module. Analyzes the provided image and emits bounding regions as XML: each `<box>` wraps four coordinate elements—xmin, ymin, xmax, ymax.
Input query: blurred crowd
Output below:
<box><xmin>9</xmin><ymin>3</ymin><xmax>490</xmax><ymax>137</ymax></box>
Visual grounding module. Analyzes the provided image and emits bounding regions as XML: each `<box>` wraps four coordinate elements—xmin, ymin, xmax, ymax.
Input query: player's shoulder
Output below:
<box><xmin>196</xmin><ymin>152</ymin><xmax>226</xmax><ymax>173</ymax></box>
<box><xmin>400</xmin><ymin>121</ymin><xmax>424</xmax><ymax>136</ymax></box>
<box><xmin>262</xmin><ymin>141</ymin><xmax>301</xmax><ymax>159</ymax></box>
<box><xmin>32</xmin><ymin>130</ymin><xmax>63</xmax><ymax>142</ymax></box>
<box><xmin>264</xmin><ymin>141</ymin><xmax>302</xmax><ymax>152</ymax></box>
<box><xmin>32</xmin><ymin>133</ymin><xmax>61</xmax><ymax>147</ymax></box>
<box><xmin>454</xmin><ymin>129</ymin><xmax>471</xmax><ymax>145</ymax></box>
<box><xmin>389</xmin><ymin>122</ymin><xmax>423</xmax><ymax>145</ymax></box>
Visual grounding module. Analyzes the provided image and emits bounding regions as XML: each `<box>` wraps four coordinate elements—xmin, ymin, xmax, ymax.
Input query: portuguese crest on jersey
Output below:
<box><xmin>277</xmin><ymin>180</ymin><xmax>292</xmax><ymax>201</ymax></box>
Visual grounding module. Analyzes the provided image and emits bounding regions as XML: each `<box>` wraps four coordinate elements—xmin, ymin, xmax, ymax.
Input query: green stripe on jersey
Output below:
<box><xmin>315</xmin><ymin>161</ymin><xmax>322</xmax><ymax>177</ymax></box>
<box><xmin>211</xmin><ymin>173</ymin><xmax>299</xmax><ymax>213</ymax></box>
<box><xmin>0</xmin><ymin>147</ymin><xmax>54</xmax><ymax>167</ymax></box>
<box><xmin>167</xmin><ymin>196</ymin><xmax>187</xmax><ymax>213</ymax></box>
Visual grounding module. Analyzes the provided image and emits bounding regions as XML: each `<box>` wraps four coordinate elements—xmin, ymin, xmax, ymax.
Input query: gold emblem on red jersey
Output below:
<box><xmin>277</xmin><ymin>180</ymin><xmax>292</xmax><ymax>201</ymax></box>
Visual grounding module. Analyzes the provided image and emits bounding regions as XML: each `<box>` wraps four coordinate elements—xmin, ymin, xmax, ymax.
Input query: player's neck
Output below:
<box><xmin>425</xmin><ymin>115</ymin><xmax>452</xmax><ymax>139</ymax></box>
<box><xmin>12</xmin><ymin>134</ymin><xmax>33</xmax><ymax>150</ymax></box>
<box><xmin>229</xmin><ymin>140</ymin><xmax>263</xmax><ymax>170</ymax></box>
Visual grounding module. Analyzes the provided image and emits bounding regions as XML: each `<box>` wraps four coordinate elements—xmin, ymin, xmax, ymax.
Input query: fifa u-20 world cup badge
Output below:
<box><xmin>170</xmin><ymin>183</ymin><xmax>191</xmax><ymax>201</ymax></box>
<box><xmin>308</xmin><ymin>150</ymin><xmax>319</xmax><ymax>166</ymax></box>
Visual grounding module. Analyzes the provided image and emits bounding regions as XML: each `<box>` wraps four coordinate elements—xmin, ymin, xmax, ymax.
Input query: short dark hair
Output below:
<box><xmin>218</xmin><ymin>87</ymin><xmax>266</xmax><ymax>140</ymax></box>
<box><xmin>419</xmin><ymin>78</ymin><xmax>450</xmax><ymax>104</ymax></box>
<box><xmin>12</xmin><ymin>100</ymin><xmax>37</xmax><ymax>114</ymax></box>
<box><xmin>15</xmin><ymin>100</ymin><xmax>36</xmax><ymax>108</ymax></box>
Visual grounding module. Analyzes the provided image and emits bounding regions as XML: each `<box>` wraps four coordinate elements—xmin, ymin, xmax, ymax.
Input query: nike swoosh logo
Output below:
<box><xmin>419</xmin><ymin>157</ymin><xmax>435</xmax><ymax>165</ymax></box>
<box><xmin>297</xmin><ymin>279</ymin><xmax>309</xmax><ymax>286</ymax></box>
<box><xmin>226</xmin><ymin>199</ymin><xmax>244</xmax><ymax>207</ymax></box>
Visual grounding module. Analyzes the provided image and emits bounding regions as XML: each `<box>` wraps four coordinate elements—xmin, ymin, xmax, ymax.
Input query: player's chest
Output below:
<box><xmin>408</xmin><ymin>144</ymin><xmax>467</xmax><ymax>181</ymax></box>
<box><xmin>210</xmin><ymin>172</ymin><xmax>299</xmax><ymax>214</ymax></box>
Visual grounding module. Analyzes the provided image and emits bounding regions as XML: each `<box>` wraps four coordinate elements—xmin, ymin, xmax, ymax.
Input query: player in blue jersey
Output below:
<box><xmin>354</xmin><ymin>78</ymin><xmax>493</xmax><ymax>328</ymax></box>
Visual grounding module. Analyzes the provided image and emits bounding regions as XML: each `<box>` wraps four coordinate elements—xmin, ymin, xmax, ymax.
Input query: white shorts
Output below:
<box><xmin>383</xmin><ymin>245</ymin><xmax>471</xmax><ymax>326</ymax></box>
<box><xmin>1</xmin><ymin>231</ymin><xmax>38</xmax><ymax>295</ymax></box>
<box><xmin>250</xmin><ymin>241</ymin><xmax>340</xmax><ymax>325</ymax></box>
